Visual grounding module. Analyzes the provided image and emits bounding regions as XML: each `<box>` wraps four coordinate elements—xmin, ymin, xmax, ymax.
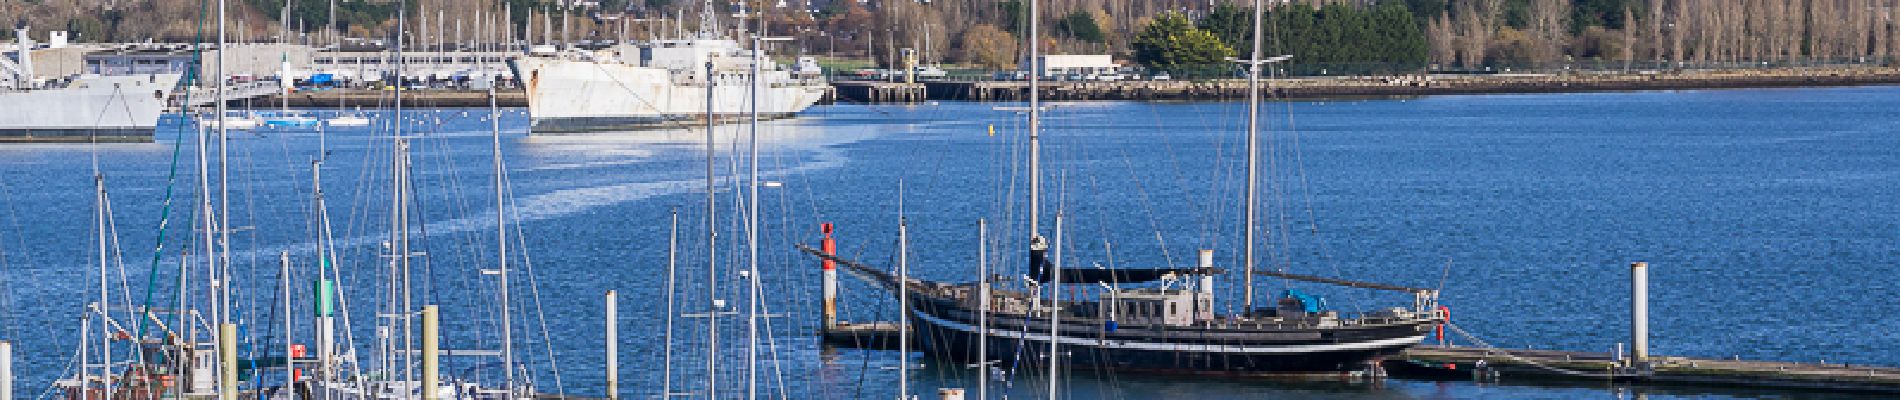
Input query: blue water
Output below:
<box><xmin>0</xmin><ymin>86</ymin><xmax>1896</xmax><ymax>399</ymax></box>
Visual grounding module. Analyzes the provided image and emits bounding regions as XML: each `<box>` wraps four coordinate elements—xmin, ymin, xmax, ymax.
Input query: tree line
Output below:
<box><xmin>8</xmin><ymin>0</ymin><xmax>1900</xmax><ymax>74</ymax></box>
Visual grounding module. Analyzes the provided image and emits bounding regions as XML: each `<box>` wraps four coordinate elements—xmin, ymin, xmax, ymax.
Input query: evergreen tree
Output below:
<box><xmin>1060</xmin><ymin>10</ymin><xmax>1106</xmax><ymax>44</ymax></box>
<box><xmin>1200</xmin><ymin>4</ymin><xmax>1253</xmax><ymax>53</ymax></box>
<box><xmin>1134</xmin><ymin>12</ymin><xmax>1236</xmax><ymax>74</ymax></box>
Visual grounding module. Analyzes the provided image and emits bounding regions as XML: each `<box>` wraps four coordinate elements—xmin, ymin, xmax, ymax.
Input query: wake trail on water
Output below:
<box><xmin>230</xmin><ymin>145</ymin><xmax>848</xmax><ymax>261</ymax></box>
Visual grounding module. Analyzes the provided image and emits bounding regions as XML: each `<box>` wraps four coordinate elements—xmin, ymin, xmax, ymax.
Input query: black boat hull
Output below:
<box><xmin>907</xmin><ymin>301</ymin><xmax>1430</xmax><ymax>374</ymax></box>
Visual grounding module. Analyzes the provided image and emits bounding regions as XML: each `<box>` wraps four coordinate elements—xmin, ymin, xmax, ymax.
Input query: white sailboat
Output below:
<box><xmin>198</xmin><ymin>111</ymin><xmax>261</xmax><ymax>130</ymax></box>
<box><xmin>326</xmin><ymin>107</ymin><xmax>372</xmax><ymax>127</ymax></box>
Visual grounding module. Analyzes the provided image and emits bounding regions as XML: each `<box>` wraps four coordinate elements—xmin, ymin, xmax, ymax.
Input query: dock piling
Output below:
<box><xmin>0</xmin><ymin>341</ymin><xmax>11</xmax><ymax>400</ymax></box>
<box><xmin>1631</xmin><ymin>262</ymin><xmax>1649</xmax><ymax>365</ymax></box>
<box><xmin>606</xmin><ymin>290</ymin><xmax>619</xmax><ymax>399</ymax></box>
<box><xmin>422</xmin><ymin>305</ymin><xmax>439</xmax><ymax>399</ymax></box>
<box><xmin>218</xmin><ymin>323</ymin><xmax>236</xmax><ymax>400</ymax></box>
<box><xmin>821</xmin><ymin>223</ymin><xmax>838</xmax><ymax>331</ymax></box>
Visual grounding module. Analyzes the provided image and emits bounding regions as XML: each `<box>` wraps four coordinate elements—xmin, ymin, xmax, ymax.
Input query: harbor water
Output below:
<box><xmin>0</xmin><ymin>86</ymin><xmax>1896</xmax><ymax>399</ymax></box>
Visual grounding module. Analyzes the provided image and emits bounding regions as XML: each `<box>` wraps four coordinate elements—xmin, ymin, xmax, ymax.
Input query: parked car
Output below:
<box><xmin>1150</xmin><ymin>72</ymin><xmax>1172</xmax><ymax>81</ymax></box>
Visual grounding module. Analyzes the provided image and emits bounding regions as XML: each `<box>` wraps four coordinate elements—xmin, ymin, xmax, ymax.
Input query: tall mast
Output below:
<box><xmin>221</xmin><ymin>0</ymin><xmax>238</xmax><ymax>332</ymax></box>
<box><xmin>746</xmin><ymin>34</ymin><xmax>763</xmax><ymax>400</ymax></box>
<box><xmin>1027</xmin><ymin>0</ymin><xmax>1053</xmax><ymax>395</ymax></box>
<box><xmin>1026</xmin><ymin>0</ymin><xmax>1041</xmax><ymax>272</ymax></box>
<box><xmin>94</xmin><ymin>175</ymin><xmax>111</xmax><ymax>400</ymax></box>
<box><xmin>279</xmin><ymin>252</ymin><xmax>292</xmax><ymax>399</ymax></box>
<box><xmin>312</xmin><ymin>160</ymin><xmax>337</xmax><ymax>386</ymax></box>
<box><xmin>209</xmin><ymin>3</ymin><xmax>230</xmax><ymax>394</ymax></box>
<box><xmin>1242</xmin><ymin>0</ymin><xmax>1265</xmax><ymax>312</ymax></box>
<box><xmin>897</xmin><ymin>218</ymin><xmax>909</xmax><ymax>399</ymax></box>
<box><xmin>391</xmin><ymin>0</ymin><xmax>413</xmax><ymax>385</ymax></box>
<box><xmin>212</xmin><ymin>0</ymin><xmax>228</xmax><ymax>331</ymax></box>
<box><xmin>977</xmin><ymin>219</ymin><xmax>989</xmax><ymax>400</ymax></box>
<box><xmin>663</xmin><ymin>210</ymin><xmax>679</xmax><ymax>398</ymax></box>
<box><xmin>491</xmin><ymin>81</ymin><xmax>516</xmax><ymax>393</ymax></box>
<box><xmin>1047</xmin><ymin>213</ymin><xmax>1062</xmax><ymax>400</ymax></box>
<box><xmin>702</xmin><ymin>59</ymin><xmax>720</xmax><ymax>400</ymax></box>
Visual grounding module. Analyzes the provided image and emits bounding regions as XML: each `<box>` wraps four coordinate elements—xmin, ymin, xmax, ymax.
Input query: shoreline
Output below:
<box><xmin>239</xmin><ymin>66</ymin><xmax>1900</xmax><ymax>108</ymax></box>
<box><xmin>849</xmin><ymin>66</ymin><xmax>1900</xmax><ymax>103</ymax></box>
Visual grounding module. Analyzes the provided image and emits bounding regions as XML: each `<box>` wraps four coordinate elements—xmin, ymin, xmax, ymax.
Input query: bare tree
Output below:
<box><xmin>1669</xmin><ymin>0</ymin><xmax>1687</xmax><ymax>64</ymax></box>
<box><xmin>1456</xmin><ymin>0</ymin><xmax>1501</xmax><ymax>68</ymax></box>
<box><xmin>1622</xmin><ymin>7</ymin><xmax>1639</xmax><ymax>69</ymax></box>
<box><xmin>1891</xmin><ymin>0</ymin><xmax>1900</xmax><ymax>60</ymax></box>
<box><xmin>1869</xmin><ymin>0</ymin><xmax>1884</xmax><ymax>60</ymax></box>
<box><xmin>1527</xmin><ymin>0</ymin><xmax>1568</xmax><ymax>65</ymax></box>
<box><xmin>1428</xmin><ymin>11</ymin><xmax>1458</xmax><ymax>66</ymax></box>
<box><xmin>1651</xmin><ymin>0</ymin><xmax>1668</xmax><ymax>62</ymax></box>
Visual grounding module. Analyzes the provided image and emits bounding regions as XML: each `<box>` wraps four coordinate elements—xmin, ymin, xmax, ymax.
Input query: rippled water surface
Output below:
<box><xmin>0</xmin><ymin>86</ymin><xmax>1896</xmax><ymax>399</ymax></box>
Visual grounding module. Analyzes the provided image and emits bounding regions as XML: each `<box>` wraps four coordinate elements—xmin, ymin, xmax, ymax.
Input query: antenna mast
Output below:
<box><xmin>698</xmin><ymin>0</ymin><xmax>719</xmax><ymax>39</ymax></box>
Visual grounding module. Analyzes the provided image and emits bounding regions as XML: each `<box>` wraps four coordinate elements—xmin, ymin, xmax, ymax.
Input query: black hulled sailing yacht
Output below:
<box><xmin>803</xmin><ymin>0</ymin><xmax>1444</xmax><ymax>377</ymax></box>
<box><xmin>810</xmin><ymin>246</ymin><xmax>1444</xmax><ymax>374</ymax></box>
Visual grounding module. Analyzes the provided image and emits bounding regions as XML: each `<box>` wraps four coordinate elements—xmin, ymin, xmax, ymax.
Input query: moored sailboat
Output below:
<box><xmin>803</xmin><ymin>0</ymin><xmax>1445</xmax><ymax>380</ymax></box>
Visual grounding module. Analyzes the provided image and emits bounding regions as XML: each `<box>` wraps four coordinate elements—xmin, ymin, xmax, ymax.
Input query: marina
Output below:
<box><xmin>1</xmin><ymin>84</ymin><xmax>1897</xmax><ymax>400</ymax></box>
<box><xmin>5</xmin><ymin>0</ymin><xmax>1900</xmax><ymax>398</ymax></box>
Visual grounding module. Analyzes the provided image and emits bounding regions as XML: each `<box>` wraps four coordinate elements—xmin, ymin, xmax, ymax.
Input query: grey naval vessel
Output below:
<box><xmin>508</xmin><ymin>7</ymin><xmax>826</xmax><ymax>134</ymax></box>
<box><xmin>3</xmin><ymin>26</ymin><xmax>181</xmax><ymax>143</ymax></box>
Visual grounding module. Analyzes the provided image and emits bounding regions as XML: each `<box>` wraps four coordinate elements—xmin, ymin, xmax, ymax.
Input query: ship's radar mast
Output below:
<box><xmin>697</xmin><ymin>0</ymin><xmax>720</xmax><ymax>39</ymax></box>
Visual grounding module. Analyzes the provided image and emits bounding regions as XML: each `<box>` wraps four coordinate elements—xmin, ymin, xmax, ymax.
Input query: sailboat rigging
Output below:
<box><xmin>799</xmin><ymin>0</ymin><xmax>1446</xmax><ymax>385</ymax></box>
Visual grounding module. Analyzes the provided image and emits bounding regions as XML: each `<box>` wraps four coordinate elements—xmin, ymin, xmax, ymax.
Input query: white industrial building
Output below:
<box><xmin>1028</xmin><ymin>54</ymin><xmax>1119</xmax><ymax>77</ymax></box>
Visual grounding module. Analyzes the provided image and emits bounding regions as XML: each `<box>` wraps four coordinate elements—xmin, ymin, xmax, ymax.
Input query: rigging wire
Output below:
<box><xmin>1447</xmin><ymin>323</ymin><xmax>1614</xmax><ymax>378</ymax></box>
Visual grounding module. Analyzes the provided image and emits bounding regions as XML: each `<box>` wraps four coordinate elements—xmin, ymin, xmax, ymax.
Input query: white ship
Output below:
<box><xmin>509</xmin><ymin>36</ymin><xmax>828</xmax><ymax>133</ymax></box>
<box><xmin>3</xmin><ymin>26</ymin><xmax>181</xmax><ymax>143</ymax></box>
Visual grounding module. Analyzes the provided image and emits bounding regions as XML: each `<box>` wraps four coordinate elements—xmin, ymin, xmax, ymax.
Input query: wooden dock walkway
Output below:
<box><xmin>830</xmin><ymin>82</ymin><xmax>926</xmax><ymax>103</ymax></box>
<box><xmin>1392</xmin><ymin>345</ymin><xmax>1900</xmax><ymax>394</ymax></box>
<box><xmin>817</xmin><ymin>322</ymin><xmax>1900</xmax><ymax>394</ymax></box>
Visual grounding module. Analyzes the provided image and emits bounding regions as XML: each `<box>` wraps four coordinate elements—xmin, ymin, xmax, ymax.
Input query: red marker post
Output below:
<box><xmin>821</xmin><ymin>223</ymin><xmax>838</xmax><ymax>331</ymax></box>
